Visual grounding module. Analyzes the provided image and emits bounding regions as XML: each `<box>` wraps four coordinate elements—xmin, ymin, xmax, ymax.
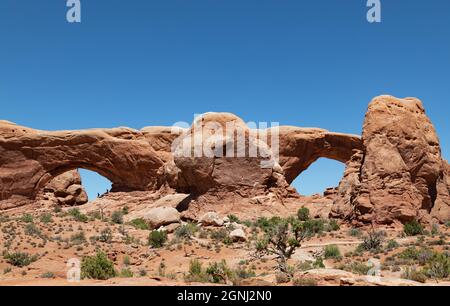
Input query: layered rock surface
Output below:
<box><xmin>332</xmin><ymin>96</ymin><xmax>450</xmax><ymax>224</ymax></box>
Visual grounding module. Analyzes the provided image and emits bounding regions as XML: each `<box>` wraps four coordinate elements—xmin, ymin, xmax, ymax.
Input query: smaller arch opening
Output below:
<box><xmin>78</xmin><ymin>169</ymin><xmax>112</xmax><ymax>201</ymax></box>
<box><xmin>290</xmin><ymin>158</ymin><xmax>345</xmax><ymax>196</ymax></box>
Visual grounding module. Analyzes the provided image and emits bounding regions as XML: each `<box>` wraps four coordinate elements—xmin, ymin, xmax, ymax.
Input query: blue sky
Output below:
<box><xmin>1</xmin><ymin>0</ymin><xmax>449</xmax><ymax>198</ymax></box>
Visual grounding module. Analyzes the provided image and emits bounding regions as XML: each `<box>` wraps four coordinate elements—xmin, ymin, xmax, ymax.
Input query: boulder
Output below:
<box><xmin>199</xmin><ymin>212</ymin><xmax>224</xmax><ymax>227</ymax></box>
<box><xmin>132</xmin><ymin>206</ymin><xmax>180</xmax><ymax>229</ymax></box>
<box><xmin>229</xmin><ymin>228</ymin><xmax>246</xmax><ymax>242</ymax></box>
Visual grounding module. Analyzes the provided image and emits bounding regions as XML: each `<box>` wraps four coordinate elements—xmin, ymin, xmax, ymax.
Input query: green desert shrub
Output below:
<box><xmin>293</xmin><ymin>277</ymin><xmax>318</xmax><ymax>286</ymax></box>
<box><xmin>128</xmin><ymin>218</ymin><xmax>149</xmax><ymax>230</ymax></box>
<box><xmin>39</xmin><ymin>213</ymin><xmax>53</xmax><ymax>224</ymax></box>
<box><xmin>20</xmin><ymin>214</ymin><xmax>34</xmax><ymax>223</ymax></box>
<box><xmin>68</xmin><ymin>209</ymin><xmax>88</xmax><ymax>223</ymax></box>
<box><xmin>302</xmin><ymin>219</ymin><xmax>325</xmax><ymax>236</ymax></box>
<box><xmin>404</xmin><ymin>220</ymin><xmax>424</xmax><ymax>236</ymax></box>
<box><xmin>402</xmin><ymin>267</ymin><xmax>427</xmax><ymax>283</ymax></box>
<box><xmin>297</xmin><ymin>207</ymin><xmax>310</xmax><ymax>221</ymax></box>
<box><xmin>4</xmin><ymin>252</ymin><xmax>38</xmax><ymax>267</ymax></box>
<box><xmin>423</xmin><ymin>253</ymin><xmax>450</xmax><ymax>279</ymax></box>
<box><xmin>175</xmin><ymin>223</ymin><xmax>198</xmax><ymax>239</ymax></box>
<box><xmin>326</xmin><ymin>219</ymin><xmax>340</xmax><ymax>232</ymax></box>
<box><xmin>349</xmin><ymin>228</ymin><xmax>362</xmax><ymax>237</ymax></box>
<box><xmin>81</xmin><ymin>252</ymin><xmax>116</xmax><ymax>280</ymax></box>
<box><xmin>205</xmin><ymin>260</ymin><xmax>232</xmax><ymax>284</ymax></box>
<box><xmin>324</xmin><ymin>245</ymin><xmax>342</xmax><ymax>260</ymax></box>
<box><xmin>119</xmin><ymin>268</ymin><xmax>133</xmax><ymax>278</ymax></box>
<box><xmin>148</xmin><ymin>230</ymin><xmax>168</xmax><ymax>248</ymax></box>
<box><xmin>358</xmin><ymin>231</ymin><xmax>384</xmax><ymax>252</ymax></box>
<box><xmin>111</xmin><ymin>210</ymin><xmax>124</xmax><ymax>224</ymax></box>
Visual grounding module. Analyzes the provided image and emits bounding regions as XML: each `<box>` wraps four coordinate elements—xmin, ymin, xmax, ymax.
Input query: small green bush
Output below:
<box><xmin>4</xmin><ymin>252</ymin><xmax>38</xmax><ymax>267</ymax></box>
<box><xmin>70</xmin><ymin>231</ymin><xmax>86</xmax><ymax>245</ymax></box>
<box><xmin>120</xmin><ymin>268</ymin><xmax>133</xmax><ymax>278</ymax></box>
<box><xmin>25</xmin><ymin>223</ymin><xmax>42</xmax><ymax>237</ymax></box>
<box><xmin>302</xmin><ymin>219</ymin><xmax>325</xmax><ymax>236</ymax></box>
<box><xmin>41</xmin><ymin>272</ymin><xmax>55</xmax><ymax>279</ymax></box>
<box><xmin>349</xmin><ymin>228</ymin><xmax>362</xmax><ymax>237</ymax></box>
<box><xmin>324</xmin><ymin>245</ymin><xmax>342</xmax><ymax>260</ymax></box>
<box><xmin>404</xmin><ymin>220</ymin><xmax>424</xmax><ymax>236</ymax></box>
<box><xmin>39</xmin><ymin>213</ymin><xmax>53</xmax><ymax>224</ymax></box>
<box><xmin>297</xmin><ymin>207</ymin><xmax>310</xmax><ymax>221</ymax></box>
<box><xmin>68</xmin><ymin>209</ymin><xmax>88</xmax><ymax>223</ymax></box>
<box><xmin>175</xmin><ymin>223</ymin><xmax>198</xmax><ymax>239</ymax></box>
<box><xmin>128</xmin><ymin>218</ymin><xmax>149</xmax><ymax>230</ymax></box>
<box><xmin>206</xmin><ymin>260</ymin><xmax>232</xmax><ymax>284</ymax></box>
<box><xmin>293</xmin><ymin>277</ymin><xmax>318</xmax><ymax>286</ymax></box>
<box><xmin>423</xmin><ymin>253</ymin><xmax>450</xmax><ymax>279</ymax></box>
<box><xmin>326</xmin><ymin>219</ymin><xmax>340</xmax><ymax>232</ymax></box>
<box><xmin>97</xmin><ymin>228</ymin><xmax>113</xmax><ymax>243</ymax></box>
<box><xmin>227</xmin><ymin>214</ymin><xmax>240</xmax><ymax>223</ymax></box>
<box><xmin>20</xmin><ymin>214</ymin><xmax>34</xmax><ymax>223</ymax></box>
<box><xmin>148</xmin><ymin>230</ymin><xmax>168</xmax><ymax>248</ymax></box>
<box><xmin>81</xmin><ymin>252</ymin><xmax>116</xmax><ymax>280</ymax></box>
<box><xmin>386</xmin><ymin>239</ymin><xmax>400</xmax><ymax>250</ymax></box>
<box><xmin>402</xmin><ymin>267</ymin><xmax>427</xmax><ymax>283</ymax></box>
<box><xmin>111</xmin><ymin>210</ymin><xmax>124</xmax><ymax>224</ymax></box>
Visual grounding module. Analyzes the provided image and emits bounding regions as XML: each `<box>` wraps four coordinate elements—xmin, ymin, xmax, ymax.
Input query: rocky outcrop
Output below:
<box><xmin>1</xmin><ymin>97</ymin><xmax>448</xmax><ymax>225</ymax></box>
<box><xmin>332</xmin><ymin>96</ymin><xmax>450</xmax><ymax>224</ymax></box>
<box><xmin>38</xmin><ymin>170</ymin><xmax>88</xmax><ymax>206</ymax></box>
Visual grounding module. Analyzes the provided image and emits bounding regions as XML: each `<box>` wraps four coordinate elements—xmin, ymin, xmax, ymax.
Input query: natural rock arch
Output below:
<box><xmin>0</xmin><ymin>121</ymin><xmax>164</xmax><ymax>209</ymax></box>
<box><xmin>266</xmin><ymin>126</ymin><xmax>363</xmax><ymax>184</ymax></box>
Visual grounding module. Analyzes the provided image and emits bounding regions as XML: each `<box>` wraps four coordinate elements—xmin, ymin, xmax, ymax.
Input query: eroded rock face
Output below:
<box><xmin>332</xmin><ymin>96</ymin><xmax>450</xmax><ymax>224</ymax></box>
<box><xmin>39</xmin><ymin>170</ymin><xmax>88</xmax><ymax>206</ymax></box>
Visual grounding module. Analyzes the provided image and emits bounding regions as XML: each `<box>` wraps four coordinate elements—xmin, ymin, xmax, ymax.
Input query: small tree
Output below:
<box><xmin>256</xmin><ymin>218</ymin><xmax>308</xmax><ymax>273</ymax></box>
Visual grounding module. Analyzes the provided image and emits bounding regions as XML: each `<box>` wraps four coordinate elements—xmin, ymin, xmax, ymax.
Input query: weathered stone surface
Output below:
<box><xmin>332</xmin><ymin>96</ymin><xmax>450</xmax><ymax>224</ymax></box>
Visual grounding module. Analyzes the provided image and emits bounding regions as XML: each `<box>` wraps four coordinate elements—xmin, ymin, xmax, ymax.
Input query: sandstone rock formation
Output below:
<box><xmin>1</xmin><ymin>96</ymin><xmax>448</xmax><ymax>225</ymax></box>
<box><xmin>0</xmin><ymin>121</ymin><xmax>164</xmax><ymax>209</ymax></box>
<box><xmin>38</xmin><ymin>170</ymin><xmax>88</xmax><ymax>206</ymax></box>
<box><xmin>332</xmin><ymin>96</ymin><xmax>450</xmax><ymax>224</ymax></box>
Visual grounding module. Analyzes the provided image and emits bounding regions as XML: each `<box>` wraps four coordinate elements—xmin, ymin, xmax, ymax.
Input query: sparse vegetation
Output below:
<box><xmin>4</xmin><ymin>252</ymin><xmax>38</xmax><ymax>267</ymax></box>
<box><xmin>68</xmin><ymin>209</ymin><xmax>88</xmax><ymax>223</ymax></box>
<box><xmin>293</xmin><ymin>277</ymin><xmax>318</xmax><ymax>286</ymax></box>
<box><xmin>128</xmin><ymin>218</ymin><xmax>149</xmax><ymax>230</ymax></box>
<box><xmin>148</xmin><ymin>230</ymin><xmax>168</xmax><ymax>248</ymax></box>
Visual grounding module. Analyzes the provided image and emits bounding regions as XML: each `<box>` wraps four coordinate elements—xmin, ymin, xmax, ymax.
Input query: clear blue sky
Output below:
<box><xmin>1</xmin><ymin>0</ymin><xmax>449</xmax><ymax>198</ymax></box>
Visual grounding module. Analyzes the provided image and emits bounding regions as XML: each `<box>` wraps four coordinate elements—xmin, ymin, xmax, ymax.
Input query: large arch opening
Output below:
<box><xmin>290</xmin><ymin>158</ymin><xmax>345</xmax><ymax>196</ymax></box>
<box><xmin>38</xmin><ymin>168</ymin><xmax>113</xmax><ymax>206</ymax></box>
